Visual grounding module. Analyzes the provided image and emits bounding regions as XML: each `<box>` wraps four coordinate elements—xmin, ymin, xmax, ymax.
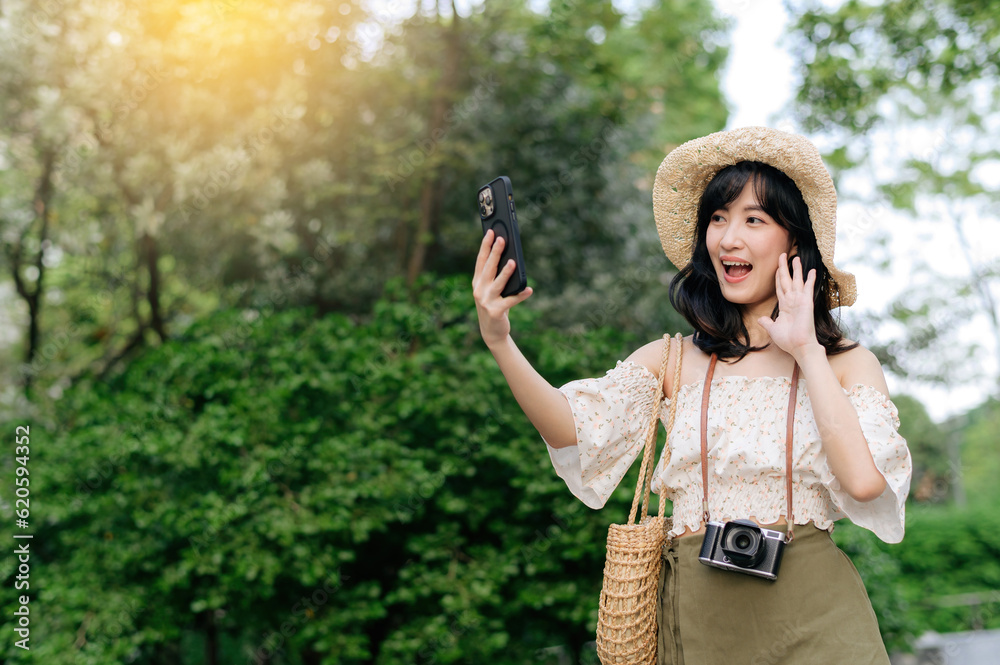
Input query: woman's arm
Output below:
<box><xmin>795</xmin><ymin>344</ymin><xmax>890</xmax><ymax>502</ymax></box>
<box><xmin>472</xmin><ymin>229</ymin><xmax>576</xmax><ymax>448</ymax></box>
<box><xmin>758</xmin><ymin>254</ymin><xmax>890</xmax><ymax>502</ymax></box>
<box><xmin>487</xmin><ymin>335</ymin><xmax>577</xmax><ymax>448</ymax></box>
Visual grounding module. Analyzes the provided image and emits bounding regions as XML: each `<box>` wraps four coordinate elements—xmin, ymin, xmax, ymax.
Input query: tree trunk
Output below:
<box><xmin>405</xmin><ymin>4</ymin><xmax>462</xmax><ymax>288</ymax></box>
<box><xmin>150</xmin><ymin>639</ymin><xmax>182</xmax><ymax>665</ymax></box>
<box><xmin>300</xmin><ymin>647</ymin><xmax>323</xmax><ymax>665</ymax></box>
<box><xmin>204</xmin><ymin>610</ymin><xmax>218</xmax><ymax>665</ymax></box>
<box><xmin>9</xmin><ymin>147</ymin><xmax>57</xmax><ymax>392</ymax></box>
<box><xmin>142</xmin><ymin>231</ymin><xmax>167</xmax><ymax>342</ymax></box>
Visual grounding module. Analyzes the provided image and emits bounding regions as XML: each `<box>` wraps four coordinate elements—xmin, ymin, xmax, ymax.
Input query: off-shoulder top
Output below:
<box><xmin>543</xmin><ymin>359</ymin><xmax>913</xmax><ymax>543</ymax></box>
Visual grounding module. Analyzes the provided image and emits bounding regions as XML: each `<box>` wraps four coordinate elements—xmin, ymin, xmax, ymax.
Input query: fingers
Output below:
<box><xmin>774</xmin><ymin>257</ymin><xmax>784</xmax><ymax>300</ymax></box>
<box><xmin>487</xmin><ymin>257</ymin><xmax>530</xmax><ymax>304</ymax></box>
<box><xmin>495</xmin><ymin>257</ymin><xmax>516</xmax><ymax>288</ymax></box>
<box><xmin>473</xmin><ymin>232</ymin><xmax>528</xmax><ymax>307</ymax></box>
<box><xmin>789</xmin><ymin>256</ymin><xmax>818</xmax><ymax>296</ymax></box>
<box><xmin>509</xmin><ymin>285</ymin><xmax>534</xmax><ymax>306</ymax></box>
<box><xmin>473</xmin><ymin>229</ymin><xmax>493</xmax><ymax>282</ymax></box>
<box><xmin>778</xmin><ymin>254</ymin><xmax>814</xmax><ymax>295</ymax></box>
<box><xmin>472</xmin><ymin>230</ymin><xmax>505</xmax><ymax>290</ymax></box>
<box><xmin>485</xmin><ymin>235</ymin><xmax>505</xmax><ymax>285</ymax></box>
<box><xmin>776</xmin><ymin>252</ymin><xmax>791</xmax><ymax>296</ymax></box>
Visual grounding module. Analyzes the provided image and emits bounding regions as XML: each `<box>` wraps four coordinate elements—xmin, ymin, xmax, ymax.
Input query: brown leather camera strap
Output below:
<box><xmin>700</xmin><ymin>353</ymin><xmax>801</xmax><ymax>544</ymax></box>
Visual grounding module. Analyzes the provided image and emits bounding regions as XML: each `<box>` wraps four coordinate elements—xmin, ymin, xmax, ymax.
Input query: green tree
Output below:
<box><xmin>893</xmin><ymin>394</ymin><xmax>949</xmax><ymax>503</ymax></box>
<box><xmin>2</xmin><ymin>275</ymin><xmax>944</xmax><ymax>663</ymax></box>
<box><xmin>0</xmin><ymin>275</ymin><xmax>647</xmax><ymax>663</ymax></box>
<box><xmin>789</xmin><ymin>0</ymin><xmax>1000</xmax><ymax>393</ymax></box>
<box><xmin>0</xmin><ymin>0</ymin><xmax>726</xmax><ymax>406</ymax></box>
<box><xmin>951</xmin><ymin>397</ymin><xmax>1000</xmax><ymax>506</ymax></box>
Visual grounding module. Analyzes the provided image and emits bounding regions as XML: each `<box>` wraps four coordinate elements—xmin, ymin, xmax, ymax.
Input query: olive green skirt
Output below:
<box><xmin>656</xmin><ymin>523</ymin><xmax>890</xmax><ymax>665</ymax></box>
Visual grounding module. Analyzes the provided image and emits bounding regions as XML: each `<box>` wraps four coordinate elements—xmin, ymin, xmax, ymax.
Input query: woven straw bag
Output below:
<box><xmin>595</xmin><ymin>332</ymin><xmax>684</xmax><ymax>665</ymax></box>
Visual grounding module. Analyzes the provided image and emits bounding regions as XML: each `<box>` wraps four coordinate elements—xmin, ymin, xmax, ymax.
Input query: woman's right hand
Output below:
<box><xmin>472</xmin><ymin>229</ymin><xmax>534</xmax><ymax>349</ymax></box>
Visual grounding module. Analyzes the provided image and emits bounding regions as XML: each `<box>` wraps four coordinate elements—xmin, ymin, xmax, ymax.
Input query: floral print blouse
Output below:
<box><xmin>543</xmin><ymin>359</ymin><xmax>913</xmax><ymax>543</ymax></box>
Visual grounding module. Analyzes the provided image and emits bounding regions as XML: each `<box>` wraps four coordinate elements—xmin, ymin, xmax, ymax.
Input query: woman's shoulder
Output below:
<box><xmin>624</xmin><ymin>334</ymin><xmax>694</xmax><ymax>398</ymax></box>
<box><xmin>827</xmin><ymin>339</ymin><xmax>890</xmax><ymax>397</ymax></box>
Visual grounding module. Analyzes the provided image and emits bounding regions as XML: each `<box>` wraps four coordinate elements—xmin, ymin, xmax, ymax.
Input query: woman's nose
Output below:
<box><xmin>720</xmin><ymin>220</ymin><xmax>745</xmax><ymax>249</ymax></box>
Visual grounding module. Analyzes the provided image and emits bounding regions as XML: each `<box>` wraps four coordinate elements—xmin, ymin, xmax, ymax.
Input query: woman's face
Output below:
<box><xmin>705</xmin><ymin>179</ymin><xmax>794</xmax><ymax>312</ymax></box>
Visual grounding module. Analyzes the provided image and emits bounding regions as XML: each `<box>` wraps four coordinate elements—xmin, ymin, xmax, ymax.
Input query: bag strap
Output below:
<box><xmin>628</xmin><ymin>332</ymin><xmax>684</xmax><ymax>525</ymax></box>
<box><xmin>699</xmin><ymin>353</ymin><xmax>801</xmax><ymax>543</ymax></box>
<box><xmin>783</xmin><ymin>363</ymin><xmax>800</xmax><ymax>543</ymax></box>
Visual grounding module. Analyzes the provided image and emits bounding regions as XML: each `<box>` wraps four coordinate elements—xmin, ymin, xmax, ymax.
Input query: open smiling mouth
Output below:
<box><xmin>722</xmin><ymin>259</ymin><xmax>753</xmax><ymax>283</ymax></box>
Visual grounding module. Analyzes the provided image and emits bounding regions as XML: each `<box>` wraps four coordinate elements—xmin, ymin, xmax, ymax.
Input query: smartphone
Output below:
<box><xmin>477</xmin><ymin>176</ymin><xmax>527</xmax><ymax>297</ymax></box>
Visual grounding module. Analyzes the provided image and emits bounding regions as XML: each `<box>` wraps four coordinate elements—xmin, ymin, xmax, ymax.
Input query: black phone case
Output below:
<box><xmin>477</xmin><ymin>176</ymin><xmax>526</xmax><ymax>297</ymax></box>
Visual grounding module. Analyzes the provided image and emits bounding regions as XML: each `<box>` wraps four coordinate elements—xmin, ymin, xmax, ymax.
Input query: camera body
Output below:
<box><xmin>698</xmin><ymin>519</ymin><xmax>786</xmax><ymax>581</ymax></box>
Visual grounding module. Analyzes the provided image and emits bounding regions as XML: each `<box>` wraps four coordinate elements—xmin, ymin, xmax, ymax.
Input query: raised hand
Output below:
<box><xmin>472</xmin><ymin>229</ymin><xmax>533</xmax><ymax>348</ymax></box>
<box><xmin>757</xmin><ymin>253</ymin><xmax>820</xmax><ymax>360</ymax></box>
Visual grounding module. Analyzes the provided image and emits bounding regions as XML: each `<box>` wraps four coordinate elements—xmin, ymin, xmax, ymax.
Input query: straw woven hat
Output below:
<box><xmin>652</xmin><ymin>126</ymin><xmax>857</xmax><ymax>308</ymax></box>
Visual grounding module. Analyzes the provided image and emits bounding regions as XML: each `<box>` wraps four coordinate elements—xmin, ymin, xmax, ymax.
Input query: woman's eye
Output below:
<box><xmin>747</xmin><ymin>216</ymin><xmax>764</xmax><ymax>225</ymax></box>
<box><xmin>710</xmin><ymin>214</ymin><xmax>725</xmax><ymax>223</ymax></box>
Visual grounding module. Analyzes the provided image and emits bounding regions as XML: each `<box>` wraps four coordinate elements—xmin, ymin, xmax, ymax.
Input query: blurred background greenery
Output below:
<box><xmin>0</xmin><ymin>0</ymin><xmax>997</xmax><ymax>663</ymax></box>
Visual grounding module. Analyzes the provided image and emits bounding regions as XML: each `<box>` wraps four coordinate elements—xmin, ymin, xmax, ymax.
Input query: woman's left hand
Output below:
<box><xmin>758</xmin><ymin>254</ymin><xmax>820</xmax><ymax>360</ymax></box>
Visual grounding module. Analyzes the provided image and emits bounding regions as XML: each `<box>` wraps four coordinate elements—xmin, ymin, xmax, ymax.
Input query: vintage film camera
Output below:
<box><xmin>698</xmin><ymin>519</ymin><xmax>787</xmax><ymax>581</ymax></box>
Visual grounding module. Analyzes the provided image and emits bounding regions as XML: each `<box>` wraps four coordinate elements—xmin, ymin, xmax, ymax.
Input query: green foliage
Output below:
<box><xmin>3</xmin><ymin>0</ymin><xmax>995</xmax><ymax>660</ymax></box>
<box><xmin>955</xmin><ymin>397</ymin><xmax>1000</xmax><ymax>505</ymax></box>
<box><xmin>889</xmin><ymin>503</ymin><xmax>1000</xmax><ymax>635</ymax></box>
<box><xmin>3</xmin><ymin>275</ymin><xmax>996</xmax><ymax>661</ymax></box>
<box><xmin>0</xmin><ymin>275</ymin><xmax>648</xmax><ymax>663</ymax></box>
<box><xmin>790</xmin><ymin>0</ymin><xmax>1000</xmax><ymax>392</ymax></box>
<box><xmin>832</xmin><ymin>523</ymin><xmax>912</xmax><ymax>652</ymax></box>
<box><xmin>0</xmin><ymin>0</ymin><xmax>718</xmax><ymax>398</ymax></box>
<box><xmin>834</xmin><ymin>500</ymin><xmax>1000</xmax><ymax>652</ymax></box>
<box><xmin>893</xmin><ymin>394</ymin><xmax>950</xmax><ymax>502</ymax></box>
<box><xmin>792</xmin><ymin>0</ymin><xmax>1000</xmax><ymax>136</ymax></box>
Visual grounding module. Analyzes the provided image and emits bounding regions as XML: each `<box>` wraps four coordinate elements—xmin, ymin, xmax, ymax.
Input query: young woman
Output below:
<box><xmin>471</xmin><ymin>127</ymin><xmax>912</xmax><ymax>664</ymax></box>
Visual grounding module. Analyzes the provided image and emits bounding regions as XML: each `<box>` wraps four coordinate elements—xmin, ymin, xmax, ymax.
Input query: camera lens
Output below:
<box><xmin>721</xmin><ymin>521</ymin><xmax>764</xmax><ymax>567</ymax></box>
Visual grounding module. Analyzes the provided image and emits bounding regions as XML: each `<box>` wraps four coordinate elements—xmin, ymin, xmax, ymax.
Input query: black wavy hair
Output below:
<box><xmin>668</xmin><ymin>161</ymin><xmax>857</xmax><ymax>362</ymax></box>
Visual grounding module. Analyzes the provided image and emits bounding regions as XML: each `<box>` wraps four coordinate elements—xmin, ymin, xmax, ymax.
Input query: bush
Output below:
<box><xmin>1</xmin><ymin>275</ymin><xmax>648</xmax><ymax>664</ymax></box>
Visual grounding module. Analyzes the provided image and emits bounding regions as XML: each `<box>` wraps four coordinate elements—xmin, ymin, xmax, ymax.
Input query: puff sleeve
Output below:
<box><xmin>821</xmin><ymin>385</ymin><xmax>913</xmax><ymax>543</ymax></box>
<box><xmin>542</xmin><ymin>360</ymin><xmax>662</xmax><ymax>509</ymax></box>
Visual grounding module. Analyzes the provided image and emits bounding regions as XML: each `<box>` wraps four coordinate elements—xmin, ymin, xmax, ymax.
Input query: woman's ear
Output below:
<box><xmin>787</xmin><ymin>239</ymin><xmax>798</xmax><ymax>260</ymax></box>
